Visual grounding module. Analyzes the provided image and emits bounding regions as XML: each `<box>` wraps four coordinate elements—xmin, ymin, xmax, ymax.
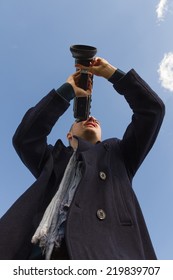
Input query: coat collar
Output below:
<box><xmin>74</xmin><ymin>136</ymin><xmax>101</xmax><ymax>153</ymax></box>
<box><xmin>53</xmin><ymin>136</ymin><xmax>101</xmax><ymax>155</ymax></box>
<box><xmin>74</xmin><ymin>136</ymin><xmax>92</xmax><ymax>151</ymax></box>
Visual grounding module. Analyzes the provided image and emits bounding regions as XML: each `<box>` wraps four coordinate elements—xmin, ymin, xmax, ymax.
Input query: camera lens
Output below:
<box><xmin>70</xmin><ymin>44</ymin><xmax>97</xmax><ymax>65</ymax></box>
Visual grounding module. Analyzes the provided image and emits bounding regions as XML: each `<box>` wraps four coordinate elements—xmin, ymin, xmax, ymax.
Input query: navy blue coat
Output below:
<box><xmin>0</xmin><ymin>69</ymin><xmax>165</xmax><ymax>259</ymax></box>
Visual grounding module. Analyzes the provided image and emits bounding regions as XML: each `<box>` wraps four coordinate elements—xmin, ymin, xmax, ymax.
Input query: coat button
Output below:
<box><xmin>99</xmin><ymin>171</ymin><xmax>106</xmax><ymax>180</ymax></box>
<box><xmin>96</xmin><ymin>209</ymin><xmax>106</xmax><ymax>220</ymax></box>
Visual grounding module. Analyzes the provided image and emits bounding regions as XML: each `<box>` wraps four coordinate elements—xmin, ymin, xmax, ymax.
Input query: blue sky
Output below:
<box><xmin>0</xmin><ymin>0</ymin><xmax>173</xmax><ymax>259</ymax></box>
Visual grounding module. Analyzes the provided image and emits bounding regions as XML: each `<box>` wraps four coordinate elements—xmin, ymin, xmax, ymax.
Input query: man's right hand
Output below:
<box><xmin>66</xmin><ymin>70</ymin><xmax>93</xmax><ymax>97</ymax></box>
<box><xmin>76</xmin><ymin>57</ymin><xmax>117</xmax><ymax>79</ymax></box>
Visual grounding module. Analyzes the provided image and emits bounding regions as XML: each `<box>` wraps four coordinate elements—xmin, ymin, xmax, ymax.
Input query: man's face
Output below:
<box><xmin>67</xmin><ymin>116</ymin><xmax>102</xmax><ymax>144</ymax></box>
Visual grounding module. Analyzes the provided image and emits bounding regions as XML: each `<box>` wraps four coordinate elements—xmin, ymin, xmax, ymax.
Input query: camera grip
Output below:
<box><xmin>73</xmin><ymin>95</ymin><xmax>91</xmax><ymax>121</ymax></box>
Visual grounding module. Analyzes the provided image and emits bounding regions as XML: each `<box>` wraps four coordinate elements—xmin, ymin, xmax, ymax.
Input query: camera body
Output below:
<box><xmin>70</xmin><ymin>44</ymin><xmax>97</xmax><ymax>121</ymax></box>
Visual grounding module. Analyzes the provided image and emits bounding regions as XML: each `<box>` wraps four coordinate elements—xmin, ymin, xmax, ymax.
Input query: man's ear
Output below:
<box><xmin>67</xmin><ymin>132</ymin><xmax>72</xmax><ymax>141</ymax></box>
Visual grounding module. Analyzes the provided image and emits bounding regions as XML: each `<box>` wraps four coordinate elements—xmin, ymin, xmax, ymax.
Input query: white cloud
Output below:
<box><xmin>156</xmin><ymin>0</ymin><xmax>168</xmax><ymax>21</ymax></box>
<box><xmin>158</xmin><ymin>52</ymin><xmax>173</xmax><ymax>92</ymax></box>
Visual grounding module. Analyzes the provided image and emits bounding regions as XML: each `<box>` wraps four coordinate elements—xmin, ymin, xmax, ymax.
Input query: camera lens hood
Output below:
<box><xmin>70</xmin><ymin>44</ymin><xmax>97</xmax><ymax>60</ymax></box>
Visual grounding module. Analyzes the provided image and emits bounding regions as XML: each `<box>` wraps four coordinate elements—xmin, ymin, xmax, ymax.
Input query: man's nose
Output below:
<box><xmin>87</xmin><ymin>116</ymin><xmax>95</xmax><ymax>122</ymax></box>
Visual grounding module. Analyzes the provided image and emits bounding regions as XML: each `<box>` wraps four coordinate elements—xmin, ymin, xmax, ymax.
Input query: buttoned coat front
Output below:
<box><xmin>0</xmin><ymin>70</ymin><xmax>165</xmax><ymax>259</ymax></box>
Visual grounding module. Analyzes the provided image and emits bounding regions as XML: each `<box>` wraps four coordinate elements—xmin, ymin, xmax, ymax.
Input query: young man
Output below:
<box><xmin>0</xmin><ymin>57</ymin><xmax>165</xmax><ymax>259</ymax></box>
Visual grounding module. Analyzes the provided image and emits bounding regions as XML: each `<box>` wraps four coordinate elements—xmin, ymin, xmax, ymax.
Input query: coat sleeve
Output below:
<box><xmin>12</xmin><ymin>89</ymin><xmax>70</xmax><ymax>178</ymax></box>
<box><xmin>112</xmin><ymin>69</ymin><xmax>165</xmax><ymax>178</ymax></box>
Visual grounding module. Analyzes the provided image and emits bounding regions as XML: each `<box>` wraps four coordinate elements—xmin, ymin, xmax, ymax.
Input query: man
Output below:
<box><xmin>0</xmin><ymin>57</ymin><xmax>165</xmax><ymax>260</ymax></box>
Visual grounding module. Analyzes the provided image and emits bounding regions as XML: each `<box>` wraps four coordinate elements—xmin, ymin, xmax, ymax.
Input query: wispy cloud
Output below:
<box><xmin>158</xmin><ymin>52</ymin><xmax>173</xmax><ymax>92</ymax></box>
<box><xmin>156</xmin><ymin>0</ymin><xmax>168</xmax><ymax>21</ymax></box>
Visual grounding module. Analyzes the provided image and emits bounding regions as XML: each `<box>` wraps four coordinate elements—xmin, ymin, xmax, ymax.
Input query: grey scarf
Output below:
<box><xmin>31</xmin><ymin>151</ymin><xmax>81</xmax><ymax>259</ymax></box>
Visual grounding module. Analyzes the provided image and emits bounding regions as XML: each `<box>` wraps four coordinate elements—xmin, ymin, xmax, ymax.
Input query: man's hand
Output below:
<box><xmin>76</xmin><ymin>57</ymin><xmax>117</xmax><ymax>79</ymax></box>
<box><xmin>66</xmin><ymin>70</ymin><xmax>92</xmax><ymax>97</ymax></box>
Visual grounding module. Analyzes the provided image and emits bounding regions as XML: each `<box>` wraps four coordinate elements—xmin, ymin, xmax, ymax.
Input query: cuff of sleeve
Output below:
<box><xmin>108</xmin><ymin>69</ymin><xmax>126</xmax><ymax>84</ymax></box>
<box><xmin>56</xmin><ymin>83</ymin><xmax>75</xmax><ymax>102</ymax></box>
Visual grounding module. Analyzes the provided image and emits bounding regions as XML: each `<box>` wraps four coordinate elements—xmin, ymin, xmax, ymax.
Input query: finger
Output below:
<box><xmin>73</xmin><ymin>71</ymin><xmax>81</xmax><ymax>82</ymax></box>
<box><xmin>91</xmin><ymin>57</ymin><xmax>102</xmax><ymax>66</ymax></box>
<box><xmin>75</xmin><ymin>64</ymin><xmax>95</xmax><ymax>76</ymax></box>
<box><xmin>75</xmin><ymin>64</ymin><xmax>90</xmax><ymax>71</ymax></box>
<box><xmin>76</xmin><ymin>88</ymin><xmax>90</xmax><ymax>97</ymax></box>
<box><xmin>87</xmin><ymin>75</ymin><xmax>93</xmax><ymax>86</ymax></box>
<box><xmin>87</xmin><ymin>85</ymin><xmax>92</xmax><ymax>94</ymax></box>
<box><xmin>87</xmin><ymin>81</ymin><xmax>92</xmax><ymax>90</ymax></box>
<box><xmin>73</xmin><ymin>69</ymin><xmax>81</xmax><ymax>76</ymax></box>
<box><xmin>86</xmin><ymin>88</ymin><xmax>92</xmax><ymax>95</ymax></box>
